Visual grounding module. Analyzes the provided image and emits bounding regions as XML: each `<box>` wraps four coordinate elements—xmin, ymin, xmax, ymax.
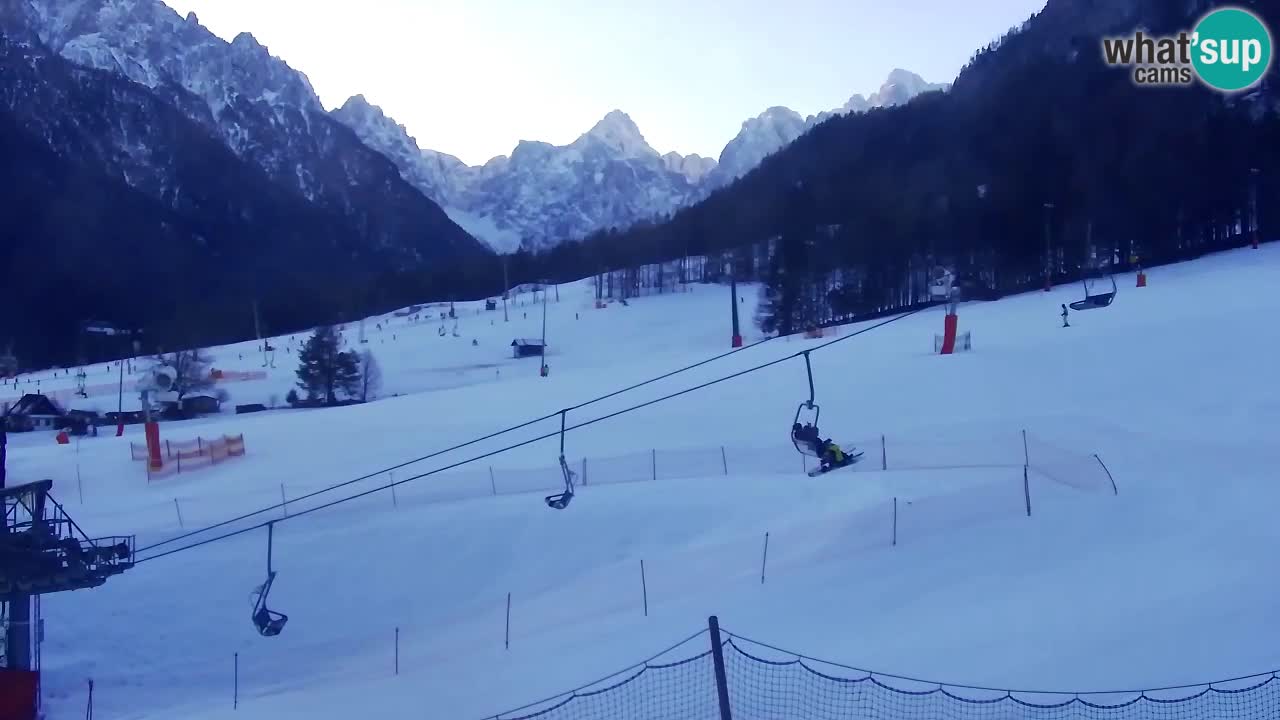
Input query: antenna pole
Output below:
<box><xmin>501</xmin><ymin>256</ymin><xmax>510</xmax><ymax>323</ymax></box>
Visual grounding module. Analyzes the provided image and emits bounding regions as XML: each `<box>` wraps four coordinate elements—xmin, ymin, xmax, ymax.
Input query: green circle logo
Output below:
<box><xmin>1192</xmin><ymin>7</ymin><xmax>1272</xmax><ymax>91</ymax></box>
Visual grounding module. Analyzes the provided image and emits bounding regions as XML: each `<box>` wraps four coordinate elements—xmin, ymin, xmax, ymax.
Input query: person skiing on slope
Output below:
<box><xmin>1061</xmin><ymin>304</ymin><xmax>1070</xmax><ymax>328</ymax></box>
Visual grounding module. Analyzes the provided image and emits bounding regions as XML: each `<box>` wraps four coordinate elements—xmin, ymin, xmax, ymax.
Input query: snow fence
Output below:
<box><xmin>387</xmin><ymin>429</ymin><xmax>1115</xmax><ymax>508</ymax></box>
<box><xmin>130</xmin><ymin>434</ymin><xmax>246</xmax><ymax>478</ymax></box>
<box><xmin>486</xmin><ymin>620</ymin><xmax>1280</xmax><ymax>720</ymax></box>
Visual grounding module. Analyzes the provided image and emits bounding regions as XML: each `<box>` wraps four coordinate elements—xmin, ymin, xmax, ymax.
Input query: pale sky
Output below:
<box><xmin>162</xmin><ymin>0</ymin><xmax>1045</xmax><ymax>166</ymax></box>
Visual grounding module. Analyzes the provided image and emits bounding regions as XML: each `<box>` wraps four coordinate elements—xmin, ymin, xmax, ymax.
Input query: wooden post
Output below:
<box><xmin>892</xmin><ymin>498</ymin><xmax>898</xmax><ymax>546</ymax></box>
<box><xmin>640</xmin><ymin>559</ymin><xmax>649</xmax><ymax>616</ymax></box>
<box><xmin>1095</xmin><ymin>454</ymin><xmax>1118</xmax><ymax>496</ymax></box>
<box><xmin>760</xmin><ymin>532</ymin><xmax>769</xmax><ymax>584</ymax></box>
<box><xmin>720</xmin><ymin>446</ymin><xmax>728</xmax><ymax>475</ymax></box>
<box><xmin>881</xmin><ymin>434</ymin><xmax>887</xmax><ymax>471</ymax></box>
<box><xmin>174</xmin><ymin>498</ymin><xmax>185</xmax><ymax>528</ymax></box>
<box><xmin>708</xmin><ymin>617</ymin><xmax>734</xmax><ymax>720</ymax></box>
<box><xmin>1023</xmin><ymin>466</ymin><xmax>1032</xmax><ymax>517</ymax></box>
<box><xmin>651</xmin><ymin>449</ymin><xmax>657</xmax><ymax>481</ymax></box>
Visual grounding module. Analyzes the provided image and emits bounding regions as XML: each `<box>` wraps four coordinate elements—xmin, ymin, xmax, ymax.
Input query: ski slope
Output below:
<box><xmin>6</xmin><ymin>245</ymin><xmax>1280</xmax><ymax>719</ymax></box>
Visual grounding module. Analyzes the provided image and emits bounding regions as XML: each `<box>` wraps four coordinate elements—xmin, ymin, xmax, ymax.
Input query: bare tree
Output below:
<box><xmin>358</xmin><ymin>349</ymin><xmax>382</xmax><ymax>402</ymax></box>
<box><xmin>153</xmin><ymin>348</ymin><xmax>216</xmax><ymax>403</ymax></box>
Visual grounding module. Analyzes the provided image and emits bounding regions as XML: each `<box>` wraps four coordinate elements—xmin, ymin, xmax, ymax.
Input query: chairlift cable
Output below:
<box><xmin>135</xmin><ymin>304</ymin><xmax>932</xmax><ymax>563</ymax></box>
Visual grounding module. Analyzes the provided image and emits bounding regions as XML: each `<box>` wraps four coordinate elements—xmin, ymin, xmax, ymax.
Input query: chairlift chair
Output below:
<box><xmin>251</xmin><ymin>572</ymin><xmax>288</xmax><ymax>636</ymax></box>
<box><xmin>1069</xmin><ymin>272</ymin><xmax>1117</xmax><ymax>311</ymax></box>
<box><xmin>545</xmin><ymin>455</ymin><xmax>576</xmax><ymax>510</ymax></box>
<box><xmin>250</xmin><ymin>523</ymin><xmax>288</xmax><ymax>636</ymax></box>
<box><xmin>789</xmin><ymin>352</ymin><xmax>825</xmax><ymax>457</ymax></box>
<box><xmin>791</xmin><ymin>402</ymin><xmax>822</xmax><ymax>457</ymax></box>
<box><xmin>545</xmin><ymin>412</ymin><xmax>576</xmax><ymax>509</ymax></box>
<box><xmin>928</xmin><ymin>268</ymin><xmax>955</xmax><ymax>300</ymax></box>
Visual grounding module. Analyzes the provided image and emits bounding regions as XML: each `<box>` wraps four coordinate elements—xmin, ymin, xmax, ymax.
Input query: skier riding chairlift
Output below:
<box><xmin>791</xmin><ymin>422</ymin><xmax>825</xmax><ymax>457</ymax></box>
<box><xmin>819</xmin><ymin>438</ymin><xmax>853</xmax><ymax>472</ymax></box>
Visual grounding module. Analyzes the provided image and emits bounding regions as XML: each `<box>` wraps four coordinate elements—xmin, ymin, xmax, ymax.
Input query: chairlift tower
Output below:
<box><xmin>729</xmin><ymin>262</ymin><xmax>742</xmax><ymax>348</ymax></box>
<box><xmin>539</xmin><ymin>280</ymin><xmax>550</xmax><ymax>376</ymax></box>
<box><xmin>1</xmin><ymin>480</ymin><xmax>134</xmax><ymax>717</ymax></box>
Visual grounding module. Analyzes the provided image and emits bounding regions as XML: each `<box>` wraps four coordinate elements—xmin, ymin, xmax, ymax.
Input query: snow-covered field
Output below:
<box><xmin>7</xmin><ymin>245</ymin><xmax>1280</xmax><ymax>719</ymax></box>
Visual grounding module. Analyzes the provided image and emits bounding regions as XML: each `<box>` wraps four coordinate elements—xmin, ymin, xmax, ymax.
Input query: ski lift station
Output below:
<box><xmin>510</xmin><ymin>338</ymin><xmax>546</xmax><ymax>359</ymax></box>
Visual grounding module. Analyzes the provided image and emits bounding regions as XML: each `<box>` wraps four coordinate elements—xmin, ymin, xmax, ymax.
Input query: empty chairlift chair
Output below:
<box><xmin>545</xmin><ymin>455</ymin><xmax>576</xmax><ymax>510</ymax></box>
<box><xmin>1069</xmin><ymin>271</ymin><xmax>1117</xmax><ymax>311</ymax></box>
<box><xmin>250</xmin><ymin>523</ymin><xmax>288</xmax><ymax>636</ymax></box>
<box><xmin>544</xmin><ymin>411</ymin><xmax>576</xmax><ymax>510</ymax></box>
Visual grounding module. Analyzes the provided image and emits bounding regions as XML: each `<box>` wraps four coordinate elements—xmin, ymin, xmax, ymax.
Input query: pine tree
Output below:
<box><xmin>296</xmin><ymin>326</ymin><xmax>361</xmax><ymax>405</ymax></box>
<box><xmin>757</xmin><ymin>182</ymin><xmax>819</xmax><ymax>336</ymax></box>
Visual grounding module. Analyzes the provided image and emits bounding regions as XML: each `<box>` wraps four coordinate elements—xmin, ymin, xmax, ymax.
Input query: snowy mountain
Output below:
<box><xmin>0</xmin><ymin>0</ymin><xmax>489</xmax><ymax>367</ymax></box>
<box><xmin>21</xmin><ymin>0</ymin><xmax>483</xmax><ymax>264</ymax></box>
<box><xmin>333</xmin><ymin>103</ymin><xmax>703</xmax><ymax>252</ymax></box>
<box><xmin>332</xmin><ymin>69</ymin><xmax>944</xmax><ymax>253</ymax></box>
<box><xmin>464</xmin><ymin>110</ymin><xmax>699</xmax><ymax>250</ymax></box>
<box><xmin>331</xmin><ymin>94</ymin><xmax>475</xmax><ymax>207</ymax></box>
<box><xmin>709</xmin><ymin>69</ymin><xmax>950</xmax><ymax>188</ymax></box>
<box><xmin>662</xmin><ymin>151</ymin><xmax>717</xmax><ymax>184</ymax></box>
<box><xmin>8</xmin><ymin>0</ymin><xmax>948</xmax><ymax>257</ymax></box>
<box><xmin>703</xmin><ymin>106</ymin><xmax>810</xmax><ymax>188</ymax></box>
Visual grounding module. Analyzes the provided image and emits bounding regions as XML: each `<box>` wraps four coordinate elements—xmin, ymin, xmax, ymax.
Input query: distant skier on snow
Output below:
<box><xmin>1061</xmin><ymin>304</ymin><xmax>1070</xmax><ymax>328</ymax></box>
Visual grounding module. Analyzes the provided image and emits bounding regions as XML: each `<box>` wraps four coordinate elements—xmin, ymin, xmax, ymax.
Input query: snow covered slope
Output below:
<box><xmin>9</xmin><ymin>245</ymin><xmax>1280</xmax><ymax>719</ymax></box>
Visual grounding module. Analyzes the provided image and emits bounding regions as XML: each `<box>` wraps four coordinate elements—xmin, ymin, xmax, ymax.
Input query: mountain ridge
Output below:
<box><xmin>336</xmin><ymin>69</ymin><xmax>947</xmax><ymax>251</ymax></box>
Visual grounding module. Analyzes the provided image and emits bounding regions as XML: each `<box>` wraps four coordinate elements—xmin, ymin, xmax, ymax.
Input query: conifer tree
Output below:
<box><xmin>295</xmin><ymin>326</ymin><xmax>360</xmax><ymax>405</ymax></box>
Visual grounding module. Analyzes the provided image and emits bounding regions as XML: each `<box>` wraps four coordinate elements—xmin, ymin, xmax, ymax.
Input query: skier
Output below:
<box><xmin>791</xmin><ymin>423</ymin><xmax>823</xmax><ymax>455</ymax></box>
<box><xmin>804</xmin><ymin>424</ymin><xmax>824</xmax><ymax>455</ymax></box>
<box><xmin>1061</xmin><ymin>304</ymin><xmax>1070</xmax><ymax>328</ymax></box>
<box><xmin>819</xmin><ymin>439</ymin><xmax>849</xmax><ymax>472</ymax></box>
